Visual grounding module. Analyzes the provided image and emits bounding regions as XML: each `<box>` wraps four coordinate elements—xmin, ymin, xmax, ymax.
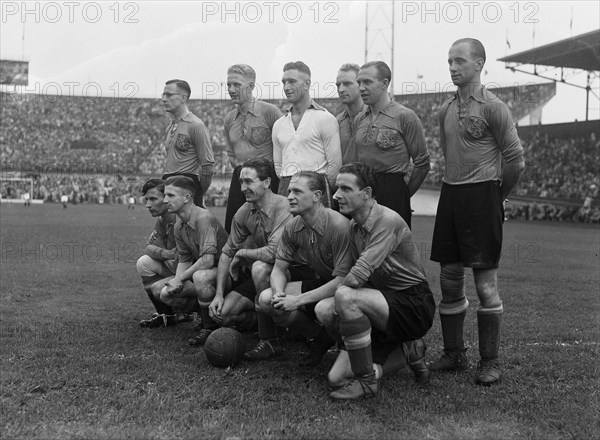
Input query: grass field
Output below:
<box><xmin>1</xmin><ymin>202</ymin><xmax>599</xmax><ymax>440</ymax></box>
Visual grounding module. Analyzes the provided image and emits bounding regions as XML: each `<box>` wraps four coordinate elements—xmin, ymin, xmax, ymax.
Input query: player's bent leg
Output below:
<box><xmin>330</xmin><ymin>285</ymin><xmax>378</xmax><ymax>400</ymax></box>
<box><xmin>251</xmin><ymin>260</ymin><xmax>273</xmax><ymax>294</ymax></box>
<box><xmin>189</xmin><ymin>269</ymin><xmax>219</xmax><ymax>346</ymax></box>
<box><xmin>315</xmin><ymin>298</ymin><xmax>342</xmax><ymax>344</ymax></box>
<box><xmin>245</xmin><ymin>288</ymin><xmax>281</xmax><ymax>360</ymax></box>
<box><xmin>220</xmin><ymin>291</ymin><xmax>257</xmax><ymax>331</ymax></box>
<box><xmin>473</xmin><ymin>268</ymin><xmax>503</xmax><ymax>386</ymax></box>
<box><xmin>136</xmin><ymin>255</ymin><xmax>174</xmax><ymax>316</ymax></box>
<box><xmin>429</xmin><ymin>263</ymin><xmax>469</xmax><ymax>372</ymax></box>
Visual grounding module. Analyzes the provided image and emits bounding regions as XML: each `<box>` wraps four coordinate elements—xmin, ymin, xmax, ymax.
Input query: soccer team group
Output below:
<box><xmin>134</xmin><ymin>38</ymin><xmax>525</xmax><ymax>400</ymax></box>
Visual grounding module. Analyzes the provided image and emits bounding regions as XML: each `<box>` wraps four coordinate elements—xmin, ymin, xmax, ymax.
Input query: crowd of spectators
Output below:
<box><xmin>1</xmin><ymin>84</ymin><xmax>597</xmax><ymax>223</ymax></box>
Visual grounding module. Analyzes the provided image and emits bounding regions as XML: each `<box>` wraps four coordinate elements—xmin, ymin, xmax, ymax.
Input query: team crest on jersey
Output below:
<box><xmin>174</xmin><ymin>133</ymin><xmax>192</xmax><ymax>152</ymax></box>
<box><xmin>249</xmin><ymin>127</ymin><xmax>270</xmax><ymax>145</ymax></box>
<box><xmin>375</xmin><ymin>128</ymin><xmax>401</xmax><ymax>151</ymax></box>
<box><xmin>466</xmin><ymin>117</ymin><xmax>488</xmax><ymax>139</ymax></box>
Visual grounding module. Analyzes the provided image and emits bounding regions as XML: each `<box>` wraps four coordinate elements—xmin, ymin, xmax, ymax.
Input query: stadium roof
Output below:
<box><xmin>497</xmin><ymin>29</ymin><xmax>600</xmax><ymax>71</ymax></box>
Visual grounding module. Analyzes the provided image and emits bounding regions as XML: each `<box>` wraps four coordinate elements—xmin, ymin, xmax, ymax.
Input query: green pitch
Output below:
<box><xmin>1</xmin><ymin>203</ymin><xmax>598</xmax><ymax>439</ymax></box>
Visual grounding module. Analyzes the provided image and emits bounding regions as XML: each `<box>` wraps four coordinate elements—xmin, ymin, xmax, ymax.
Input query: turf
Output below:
<box><xmin>1</xmin><ymin>203</ymin><xmax>598</xmax><ymax>439</ymax></box>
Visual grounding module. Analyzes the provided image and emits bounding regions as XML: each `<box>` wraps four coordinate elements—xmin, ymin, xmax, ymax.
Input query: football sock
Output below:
<box><xmin>257</xmin><ymin>311</ymin><xmax>278</xmax><ymax>340</ymax></box>
<box><xmin>477</xmin><ymin>303</ymin><xmax>503</xmax><ymax>362</ymax></box>
<box><xmin>200</xmin><ymin>306</ymin><xmax>218</xmax><ymax>330</ymax></box>
<box><xmin>141</xmin><ymin>275</ymin><xmax>173</xmax><ymax>315</ymax></box>
<box><xmin>340</xmin><ymin>315</ymin><xmax>373</xmax><ymax>377</ymax></box>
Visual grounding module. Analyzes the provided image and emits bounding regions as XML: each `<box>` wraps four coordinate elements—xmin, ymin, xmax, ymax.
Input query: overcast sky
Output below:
<box><xmin>1</xmin><ymin>0</ymin><xmax>599</xmax><ymax>124</ymax></box>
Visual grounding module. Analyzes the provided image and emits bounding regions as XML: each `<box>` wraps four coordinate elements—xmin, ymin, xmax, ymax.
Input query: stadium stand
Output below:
<box><xmin>1</xmin><ymin>84</ymin><xmax>597</xmax><ymax>222</ymax></box>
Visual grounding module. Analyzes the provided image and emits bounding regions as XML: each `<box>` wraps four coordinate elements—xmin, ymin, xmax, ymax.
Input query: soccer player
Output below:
<box><xmin>161</xmin><ymin>79</ymin><xmax>214</xmax><ymax>207</ymax></box>
<box><xmin>335</xmin><ymin>63</ymin><xmax>365</xmax><ymax>164</ymax></box>
<box><xmin>272</xmin><ymin>61</ymin><xmax>342</xmax><ymax>206</ymax></box>
<box><xmin>429</xmin><ymin>39</ymin><xmax>525</xmax><ymax>386</ymax></box>
<box><xmin>251</xmin><ymin>171</ymin><xmax>352</xmax><ymax>366</ymax></box>
<box><xmin>320</xmin><ymin>163</ymin><xmax>435</xmax><ymax>400</ymax></box>
<box><xmin>209</xmin><ymin>158</ymin><xmax>291</xmax><ymax>337</ymax></box>
<box><xmin>353</xmin><ymin>61</ymin><xmax>430</xmax><ymax>228</ymax></box>
<box><xmin>223</xmin><ymin>64</ymin><xmax>282</xmax><ymax>233</ymax></box>
<box><xmin>154</xmin><ymin>176</ymin><xmax>228</xmax><ymax>345</ymax></box>
<box><xmin>136</xmin><ymin>178</ymin><xmax>188</xmax><ymax>328</ymax></box>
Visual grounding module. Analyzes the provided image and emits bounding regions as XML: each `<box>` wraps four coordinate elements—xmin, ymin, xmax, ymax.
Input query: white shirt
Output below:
<box><xmin>272</xmin><ymin>101</ymin><xmax>342</xmax><ymax>186</ymax></box>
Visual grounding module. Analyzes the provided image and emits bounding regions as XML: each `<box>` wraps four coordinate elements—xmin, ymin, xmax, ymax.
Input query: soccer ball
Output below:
<box><xmin>204</xmin><ymin>327</ymin><xmax>246</xmax><ymax>368</ymax></box>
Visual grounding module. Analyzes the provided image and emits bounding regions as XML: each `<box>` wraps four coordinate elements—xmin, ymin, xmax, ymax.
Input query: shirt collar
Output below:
<box><xmin>292</xmin><ymin>205</ymin><xmax>327</xmax><ymax>235</ymax></box>
<box><xmin>250</xmin><ymin>191</ymin><xmax>277</xmax><ymax>218</ymax></box>
<box><xmin>352</xmin><ymin>201</ymin><xmax>380</xmax><ymax>234</ymax></box>
<box><xmin>364</xmin><ymin>100</ymin><xmax>395</xmax><ymax>118</ymax></box>
<box><xmin>286</xmin><ymin>99</ymin><xmax>326</xmax><ymax>115</ymax></box>
<box><xmin>235</xmin><ymin>100</ymin><xmax>258</xmax><ymax>118</ymax></box>
<box><xmin>182</xmin><ymin>205</ymin><xmax>203</xmax><ymax>230</ymax></box>
<box><xmin>453</xmin><ymin>85</ymin><xmax>486</xmax><ymax>104</ymax></box>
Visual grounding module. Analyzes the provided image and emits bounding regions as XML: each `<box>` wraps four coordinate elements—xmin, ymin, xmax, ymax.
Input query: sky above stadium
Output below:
<box><xmin>1</xmin><ymin>0</ymin><xmax>599</xmax><ymax>124</ymax></box>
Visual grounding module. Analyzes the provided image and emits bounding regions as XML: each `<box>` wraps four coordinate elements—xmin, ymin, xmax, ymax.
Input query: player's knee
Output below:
<box><xmin>256</xmin><ymin>288</ymin><xmax>274</xmax><ymax>313</ymax></box>
<box><xmin>334</xmin><ymin>285</ymin><xmax>355</xmax><ymax>310</ymax></box>
<box><xmin>315</xmin><ymin>298</ymin><xmax>335</xmax><ymax>325</ymax></box>
<box><xmin>440</xmin><ymin>264</ymin><xmax>466</xmax><ymax>300</ymax></box>
<box><xmin>192</xmin><ymin>269</ymin><xmax>214</xmax><ymax>286</ymax></box>
<box><xmin>251</xmin><ymin>261</ymin><xmax>272</xmax><ymax>283</ymax></box>
<box><xmin>473</xmin><ymin>269</ymin><xmax>499</xmax><ymax>305</ymax></box>
<box><xmin>136</xmin><ymin>255</ymin><xmax>153</xmax><ymax>276</ymax></box>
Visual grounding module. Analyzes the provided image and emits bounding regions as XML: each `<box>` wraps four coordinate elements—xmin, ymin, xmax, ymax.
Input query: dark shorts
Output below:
<box><xmin>225</xmin><ymin>165</ymin><xmax>279</xmax><ymax>233</ymax></box>
<box><xmin>226</xmin><ymin>264</ymin><xmax>318</xmax><ymax>304</ymax></box>
<box><xmin>430</xmin><ymin>181</ymin><xmax>504</xmax><ymax>269</ymax></box>
<box><xmin>162</xmin><ymin>172</ymin><xmax>205</xmax><ymax>207</ymax></box>
<box><xmin>370</xmin><ymin>281</ymin><xmax>436</xmax><ymax>365</ymax></box>
<box><xmin>374</xmin><ymin>172</ymin><xmax>411</xmax><ymax>228</ymax></box>
<box><xmin>300</xmin><ymin>277</ymin><xmax>328</xmax><ymax>321</ymax></box>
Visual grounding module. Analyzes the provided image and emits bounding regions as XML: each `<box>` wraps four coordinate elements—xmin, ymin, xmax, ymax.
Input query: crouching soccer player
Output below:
<box><xmin>251</xmin><ymin>171</ymin><xmax>352</xmax><ymax>366</ymax></box>
<box><xmin>136</xmin><ymin>178</ymin><xmax>190</xmax><ymax>328</ymax></box>
<box><xmin>318</xmin><ymin>163</ymin><xmax>435</xmax><ymax>400</ymax></box>
<box><xmin>208</xmin><ymin>158</ymin><xmax>292</xmax><ymax>335</ymax></box>
<box><xmin>152</xmin><ymin>176</ymin><xmax>228</xmax><ymax>345</ymax></box>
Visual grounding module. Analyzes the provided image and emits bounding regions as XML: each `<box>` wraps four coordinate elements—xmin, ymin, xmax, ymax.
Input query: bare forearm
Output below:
<box><xmin>501</xmin><ymin>161</ymin><xmax>525</xmax><ymax>199</ymax></box>
<box><xmin>216</xmin><ymin>253</ymin><xmax>233</xmax><ymax>297</ymax></box>
<box><xmin>407</xmin><ymin>165</ymin><xmax>429</xmax><ymax>197</ymax></box>
<box><xmin>144</xmin><ymin>245</ymin><xmax>175</xmax><ymax>261</ymax></box>
<box><xmin>236</xmin><ymin>247</ymin><xmax>275</xmax><ymax>265</ymax></box>
<box><xmin>296</xmin><ymin>276</ymin><xmax>343</xmax><ymax>306</ymax></box>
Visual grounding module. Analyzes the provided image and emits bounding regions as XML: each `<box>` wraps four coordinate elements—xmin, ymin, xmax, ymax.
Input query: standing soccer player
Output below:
<box><xmin>155</xmin><ymin>176</ymin><xmax>228</xmax><ymax>345</ymax></box>
<box><xmin>161</xmin><ymin>79</ymin><xmax>214</xmax><ymax>207</ymax></box>
<box><xmin>223</xmin><ymin>64</ymin><xmax>282</xmax><ymax>233</ymax></box>
<box><xmin>272</xmin><ymin>61</ymin><xmax>342</xmax><ymax>206</ymax></box>
<box><xmin>353</xmin><ymin>61</ymin><xmax>430</xmax><ymax>228</ymax></box>
<box><xmin>252</xmin><ymin>171</ymin><xmax>351</xmax><ymax>366</ymax></box>
<box><xmin>429</xmin><ymin>38</ymin><xmax>525</xmax><ymax>386</ymax></box>
<box><xmin>335</xmin><ymin>63</ymin><xmax>365</xmax><ymax>164</ymax></box>
<box><xmin>209</xmin><ymin>158</ymin><xmax>291</xmax><ymax>339</ymax></box>
<box><xmin>322</xmin><ymin>163</ymin><xmax>434</xmax><ymax>400</ymax></box>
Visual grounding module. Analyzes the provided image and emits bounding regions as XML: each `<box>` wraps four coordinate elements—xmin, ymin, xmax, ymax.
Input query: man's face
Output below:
<box><xmin>144</xmin><ymin>187</ymin><xmax>168</xmax><ymax>217</ymax></box>
<box><xmin>334</xmin><ymin>172</ymin><xmax>367</xmax><ymax>217</ymax></box>
<box><xmin>448</xmin><ymin>42</ymin><xmax>482</xmax><ymax>87</ymax></box>
<box><xmin>239</xmin><ymin>167</ymin><xmax>268</xmax><ymax>204</ymax></box>
<box><xmin>163</xmin><ymin>185</ymin><xmax>190</xmax><ymax>214</ymax></box>
<box><xmin>287</xmin><ymin>176</ymin><xmax>318</xmax><ymax>216</ymax></box>
<box><xmin>282</xmin><ymin>69</ymin><xmax>310</xmax><ymax>105</ymax></box>
<box><xmin>336</xmin><ymin>70</ymin><xmax>361</xmax><ymax>106</ymax></box>
<box><xmin>227</xmin><ymin>73</ymin><xmax>254</xmax><ymax>105</ymax></box>
<box><xmin>161</xmin><ymin>83</ymin><xmax>187</xmax><ymax>114</ymax></box>
<box><xmin>357</xmin><ymin>66</ymin><xmax>388</xmax><ymax>106</ymax></box>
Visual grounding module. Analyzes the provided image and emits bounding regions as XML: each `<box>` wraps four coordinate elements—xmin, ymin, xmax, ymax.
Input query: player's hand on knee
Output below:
<box><xmin>165</xmin><ymin>278</ymin><xmax>184</xmax><ymax>295</ymax></box>
<box><xmin>209</xmin><ymin>297</ymin><xmax>223</xmax><ymax>322</ymax></box>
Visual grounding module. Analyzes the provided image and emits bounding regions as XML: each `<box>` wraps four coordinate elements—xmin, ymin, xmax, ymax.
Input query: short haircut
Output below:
<box><xmin>227</xmin><ymin>64</ymin><xmax>256</xmax><ymax>82</ymax></box>
<box><xmin>360</xmin><ymin>61</ymin><xmax>391</xmax><ymax>82</ymax></box>
<box><xmin>339</xmin><ymin>63</ymin><xmax>360</xmax><ymax>76</ymax></box>
<box><xmin>283</xmin><ymin>61</ymin><xmax>311</xmax><ymax>78</ymax></box>
<box><xmin>141</xmin><ymin>178</ymin><xmax>165</xmax><ymax>195</ymax></box>
<box><xmin>452</xmin><ymin>38</ymin><xmax>486</xmax><ymax>63</ymax></box>
<box><xmin>294</xmin><ymin>171</ymin><xmax>327</xmax><ymax>195</ymax></box>
<box><xmin>165</xmin><ymin>79</ymin><xmax>191</xmax><ymax>98</ymax></box>
<box><xmin>339</xmin><ymin>163</ymin><xmax>378</xmax><ymax>196</ymax></box>
<box><xmin>241</xmin><ymin>158</ymin><xmax>274</xmax><ymax>181</ymax></box>
<box><xmin>164</xmin><ymin>175</ymin><xmax>196</xmax><ymax>197</ymax></box>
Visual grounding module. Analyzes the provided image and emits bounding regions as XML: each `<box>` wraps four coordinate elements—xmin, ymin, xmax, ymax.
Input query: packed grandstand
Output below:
<box><xmin>0</xmin><ymin>82</ymin><xmax>598</xmax><ymax>223</ymax></box>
